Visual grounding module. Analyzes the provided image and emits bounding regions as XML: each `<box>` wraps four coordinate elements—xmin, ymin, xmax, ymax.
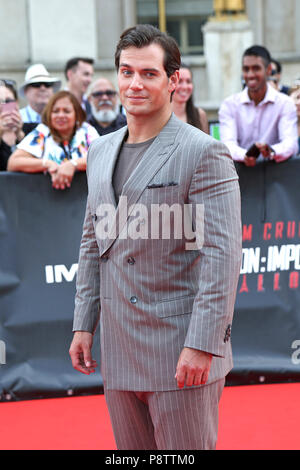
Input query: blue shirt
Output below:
<box><xmin>20</xmin><ymin>105</ymin><xmax>41</xmax><ymax>124</ymax></box>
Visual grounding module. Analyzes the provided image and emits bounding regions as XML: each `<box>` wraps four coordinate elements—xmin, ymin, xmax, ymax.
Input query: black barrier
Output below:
<box><xmin>0</xmin><ymin>172</ymin><xmax>102</xmax><ymax>401</ymax></box>
<box><xmin>1</xmin><ymin>159</ymin><xmax>300</xmax><ymax>401</ymax></box>
<box><xmin>228</xmin><ymin>157</ymin><xmax>300</xmax><ymax>385</ymax></box>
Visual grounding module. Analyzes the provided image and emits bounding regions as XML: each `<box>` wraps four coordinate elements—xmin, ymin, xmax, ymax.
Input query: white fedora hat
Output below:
<box><xmin>19</xmin><ymin>64</ymin><xmax>61</xmax><ymax>97</ymax></box>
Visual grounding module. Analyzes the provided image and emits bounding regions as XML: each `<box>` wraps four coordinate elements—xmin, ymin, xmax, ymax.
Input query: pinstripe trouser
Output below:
<box><xmin>104</xmin><ymin>378</ymin><xmax>225</xmax><ymax>450</ymax></box>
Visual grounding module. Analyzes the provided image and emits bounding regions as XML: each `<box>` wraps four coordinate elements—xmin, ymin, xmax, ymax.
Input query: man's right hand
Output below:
<box><xmin>69</xmin><ymin>331</ymin><xmax>98</xmax><ymax>375</ymax></box>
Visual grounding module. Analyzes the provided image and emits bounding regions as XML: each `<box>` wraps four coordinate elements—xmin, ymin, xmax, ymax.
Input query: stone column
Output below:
<box><xmin>202</xmin><ymin>9</ymin><xmax>253</xmax><ymax>102</ymax></box>
<box><xmin>96</xmin><ymin>0</ymin><xmax>136</xmax><ymax>64</ymax></box>
<box><xmin>0</xmin><ymin>0</ymin><xmax>30</xmax><ymax>66</ymax></box>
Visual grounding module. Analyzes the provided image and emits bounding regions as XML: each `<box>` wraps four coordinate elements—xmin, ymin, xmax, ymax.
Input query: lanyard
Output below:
<box><xmin>60</xmin><ymin>141</ymin><xmax>72</xmax><ymax>160</ymax></box>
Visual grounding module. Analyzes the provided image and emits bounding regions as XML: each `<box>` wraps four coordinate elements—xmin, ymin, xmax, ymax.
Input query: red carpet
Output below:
<box><xmin>0</xmin><ymin>383</ymin><xmax>299</xmax><ymax>450</ymax></box>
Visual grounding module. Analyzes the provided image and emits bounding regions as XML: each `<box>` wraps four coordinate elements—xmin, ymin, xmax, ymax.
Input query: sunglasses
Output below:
<box><xmin>268</xmin><ymin>77</ymin><xmax>278</xmax><ymax>85</ymax></box>
<box><xmin>91</xmin><ymin>90</ymin><xmax>117</xmax><ymax>98</ymax></box>
<box><xmin>29</xmin><ymin>82</ymin><xmax>54</xmax><ymax>89</ymax></box>
<box><xmin>0</xmin><ymin>98</ymin><xmax>16</xmax><ymax>104</ymax></box>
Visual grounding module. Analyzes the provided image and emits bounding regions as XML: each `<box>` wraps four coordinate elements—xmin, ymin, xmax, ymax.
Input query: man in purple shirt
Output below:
<box><xmin>219</xmin><ymin>45</ymin><xmax>298</xmax><ymax>167</ymax></box>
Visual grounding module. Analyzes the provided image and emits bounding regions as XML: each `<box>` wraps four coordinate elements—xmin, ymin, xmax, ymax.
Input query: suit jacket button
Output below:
<box><xmin>127</xmin><ymin>257</ymin><xmax>135</xmax><ymax>265</ymax></box>
<box><xmin>101</xmin><ymin>256</ymin><xmax>109</xmax><ymax>263</ymax></box>
<box><xmin>130</xmin><ymin>296</ymin><xmax>138</xmax><ymax>304</ymax></box>
<box><xmin>224</xmin><ymin>325</ymin><xmax>231</xmax><ymax>343</ymax></box>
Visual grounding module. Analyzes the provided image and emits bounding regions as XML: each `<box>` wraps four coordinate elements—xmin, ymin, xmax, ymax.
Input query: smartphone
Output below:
<box><xmin>0</xmin><ymin>101</ymin><xmax>17</xmax><ymax>115</ymax></box>
<box><xmin>246</xmin><ymin>143</ymin><xmax>260</xmax><ymax>158</ymax></box>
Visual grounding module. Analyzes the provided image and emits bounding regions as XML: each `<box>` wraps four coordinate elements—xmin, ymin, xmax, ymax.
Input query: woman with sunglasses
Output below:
<box><xmin>8</xmin><ymin>91</ymin><xmax>99</xmax><ymax>190</ymax></box>
<box><xmin>0</xmin><ymin>79</ymin><xmax>24</xmax><ymax>171</ymax></box>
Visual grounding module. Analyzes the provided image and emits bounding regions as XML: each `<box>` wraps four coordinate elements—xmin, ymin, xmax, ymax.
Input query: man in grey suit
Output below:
<box><xmin>69</xmin><ymin>24</ymin><xmax>242</xmax><ymax>450</ymax></box>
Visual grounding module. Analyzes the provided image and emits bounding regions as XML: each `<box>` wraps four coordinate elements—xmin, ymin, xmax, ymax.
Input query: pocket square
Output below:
<box><xmin>147</xmin><ymin>182</ymin><xmax>178</xmax><ymax>189</ymax></box>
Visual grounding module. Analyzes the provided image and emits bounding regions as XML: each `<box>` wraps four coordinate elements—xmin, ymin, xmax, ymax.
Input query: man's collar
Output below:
<box><xmin>27</xmin><ymin>105</ymin><xmax>41</xmax><ymax>118</ymax></box>
<box><xmin>241</xmin><ymin>83</ymin><xmax>277</xmax><ymax>105</ymax></box>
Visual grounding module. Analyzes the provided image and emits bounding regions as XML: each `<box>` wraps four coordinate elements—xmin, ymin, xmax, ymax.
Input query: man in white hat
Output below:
<box><xmin>19</xmin><ymin>64</ymin><xmax>61</xmax><ymax>124</ymax></box>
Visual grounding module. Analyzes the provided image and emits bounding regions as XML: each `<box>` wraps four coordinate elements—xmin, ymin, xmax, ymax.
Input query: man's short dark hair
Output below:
<box><xmin>243</xmin><ymin>45</ymin><xmax>272</xmax><ymax>68</ymax></box>
<box><xmin>64</xmin><ymin>57</ymin><xmax>94</xmax><ymax>79</ymax></box>
<box><xmin>114</xmin><ymin>24</ymin><xmax>181</xmax><ymax>78</ymax></box>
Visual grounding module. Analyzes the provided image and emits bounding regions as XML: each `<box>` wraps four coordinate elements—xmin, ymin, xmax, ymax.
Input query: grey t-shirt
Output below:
<box><xmin>112</xmin><ymin>136</ymin><xmax>156</xmax><ymax>203</ymax></box>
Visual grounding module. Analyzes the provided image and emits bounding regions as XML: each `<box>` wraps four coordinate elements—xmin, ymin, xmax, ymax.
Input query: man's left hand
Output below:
<box><xmin>175</xmin><ymin>347</ymin><xmax>213</xmax><ymax>389</ymax></box>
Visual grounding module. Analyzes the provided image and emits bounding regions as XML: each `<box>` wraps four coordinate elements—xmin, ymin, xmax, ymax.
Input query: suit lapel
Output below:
<box><xmin>100</xmin><ymin>114</ymin><xmax>182</xmax><ymax>255</ymax></box>
<box><xmin>95</xmin><ymin>126</ymin><xmax>128</xmax><ymax>209</ymax></box>
<box><xmin>121</xmin><ymin>114</ymin><xmax>181</xmax><ymax>213</ymax></box>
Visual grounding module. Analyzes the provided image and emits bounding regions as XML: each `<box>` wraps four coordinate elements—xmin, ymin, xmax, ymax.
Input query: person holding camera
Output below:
<box><xmin>218</xmin><ymin>45</ymin><xmax>298</xmax><ymax>167</ymax></box>
<box><xmin>0</xmin><ymin>79</ymin><xmax>24</xmax><ymax>171</ymax></box>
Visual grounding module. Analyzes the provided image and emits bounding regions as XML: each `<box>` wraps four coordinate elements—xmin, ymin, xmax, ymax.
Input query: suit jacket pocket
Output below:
<box><xmin>155</xmin><ymin>295</ymin><xmax>194</xmax><ymax>318</ymax></box>
<box><xmin>147</xmin><ymin>182</ymin><xmax>178</xmax><ymax>189</ymax></box>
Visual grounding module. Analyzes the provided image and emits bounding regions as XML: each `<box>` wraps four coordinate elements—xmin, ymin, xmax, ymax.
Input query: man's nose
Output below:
<box><xmin>129</xmin><ymin>73</ymin><xmax>143</xmax><ymax>90</ymax></box>
<box><xmin>245</xmin><ymin>68</ymin><xmax>255</xmax><ymax>77</ymax></box>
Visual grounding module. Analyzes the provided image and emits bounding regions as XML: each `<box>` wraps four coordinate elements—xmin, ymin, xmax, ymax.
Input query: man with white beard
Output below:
<box><xmin>88</xmin><ymin>78</ymin><xmax>127</xmax><ymax>135</ymax></box>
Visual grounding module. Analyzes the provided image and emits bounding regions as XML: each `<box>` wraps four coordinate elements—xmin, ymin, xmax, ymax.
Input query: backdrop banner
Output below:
<box><xmin>228</xmin><ymin>158</ymin><xmax>300</xmax><ymax>385</ymax></box>
<box><xmin>1</xmin><ymin>159</ymin><xmax>300</xmax><ymax>400</ymax></box>
<box><xmin>0</xmin><ymin>172</ymin><xmax>102</xmax><ymax>401</ymax></box>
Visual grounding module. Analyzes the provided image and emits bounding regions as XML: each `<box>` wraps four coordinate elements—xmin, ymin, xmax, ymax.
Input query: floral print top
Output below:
<box><xmin>17</xmin><ymin>123</ymin><xmax>99</xmax><ymax>164</ymax></box>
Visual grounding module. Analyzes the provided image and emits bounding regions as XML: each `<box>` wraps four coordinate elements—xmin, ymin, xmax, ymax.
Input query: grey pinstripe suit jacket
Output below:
<box><xmin>73</xmin><ymin>114</ymin><xmax>242</xmax><ymax>391</ymax></box>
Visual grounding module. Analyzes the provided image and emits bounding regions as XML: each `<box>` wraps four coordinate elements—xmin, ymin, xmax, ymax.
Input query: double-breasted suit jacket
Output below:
<box><xmin>73</xmin><ymin>114</ymin><xmax>242</xmax><ymax>392</ymax></box>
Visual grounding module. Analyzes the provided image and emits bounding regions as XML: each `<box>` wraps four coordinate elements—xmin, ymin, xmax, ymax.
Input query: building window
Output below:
<box><xmin>137</xmin><ymin>0</ymin><xmax>214</xmax><ymax>55</ymax></box>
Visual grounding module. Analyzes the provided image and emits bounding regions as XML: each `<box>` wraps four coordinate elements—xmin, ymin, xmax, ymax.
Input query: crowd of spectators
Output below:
<box><xmin>7</xmin><ymin>90</ymin><xmax>99</xmax><ymax>190</ymax></box>
<box><xmin>0</xmin><ymin>44</ymin><xmax>300</xmax><ymax>181</ymax></box>
<box><xmin>0</xmin><ymin>57</ymin><xmax>127</xmax><ymax>186</ymax></box>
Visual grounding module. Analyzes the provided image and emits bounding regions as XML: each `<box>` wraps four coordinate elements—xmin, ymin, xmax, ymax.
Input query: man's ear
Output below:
<box><xmin>169</xmin><ymin>70</ymin><xmax>179</xmax><ymax>94</ymax></box>
<box><xmin>66</xmin><ymin>69</ymin><xmax>72</xmax><ymax>82</ymax></box>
